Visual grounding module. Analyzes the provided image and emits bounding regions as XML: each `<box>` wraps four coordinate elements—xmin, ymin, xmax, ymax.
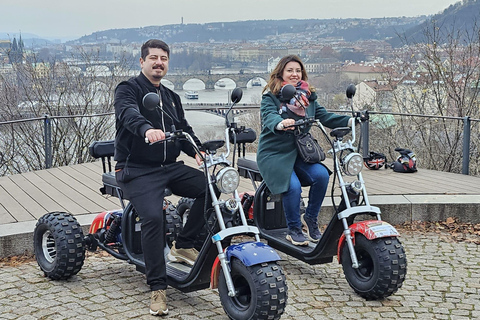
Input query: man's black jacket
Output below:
<box><xmin>114</xmin><ymin>72</ymin><xmax>201</xmax><ymax>169</ymax></box>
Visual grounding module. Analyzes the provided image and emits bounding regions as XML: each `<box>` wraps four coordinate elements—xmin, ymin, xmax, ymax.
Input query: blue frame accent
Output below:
<box><xmin>225</xmin><ymin>241</ymin><xmax>281</xmax><ymax>266</ymax></box>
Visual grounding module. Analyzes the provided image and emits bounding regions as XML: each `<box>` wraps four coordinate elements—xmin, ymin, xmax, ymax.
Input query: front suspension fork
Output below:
<box><xmin>342</xmin><ymin>222</ymin><xmax>359</xmax><ymax>269</ymax></box>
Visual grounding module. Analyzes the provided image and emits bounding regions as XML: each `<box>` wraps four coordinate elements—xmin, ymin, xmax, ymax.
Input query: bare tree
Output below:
<box><xmin>373</xmin><ymin>19</ymin><xmax>480</xmax><ymax>175</ymax></box>
<box><xmin>0</xmin><ymin>48</ymin><xmax>134</xmax><ymax>176</ymax></box>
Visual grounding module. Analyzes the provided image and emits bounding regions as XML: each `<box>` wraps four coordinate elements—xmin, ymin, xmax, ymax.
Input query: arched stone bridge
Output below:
<box><xmin>163</xmin><ymin>73</ymin><xmax>269</xmax><ymax>90</ymax></box>
<box><xmin>67</xmin><ymin>60</ymin><xmax>268</xmax><ymax>89</ymax></box>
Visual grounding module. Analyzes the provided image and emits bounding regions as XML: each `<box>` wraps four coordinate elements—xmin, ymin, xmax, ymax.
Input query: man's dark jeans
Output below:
<box><xmin>116</xmin><ymin>161</ymin><xmax>208</xmax><ymax>291</ymax></box>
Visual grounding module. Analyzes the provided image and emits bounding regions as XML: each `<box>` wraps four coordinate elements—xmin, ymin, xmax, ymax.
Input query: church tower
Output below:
<box><xmin>8</xmin><ymin>35</ymin><xmax>24</xmax><ymax>64</ymax></box>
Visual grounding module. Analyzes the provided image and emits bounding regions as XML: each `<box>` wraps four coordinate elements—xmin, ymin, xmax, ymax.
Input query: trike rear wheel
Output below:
<box><xmin>33</xmin><ymin>212</ymin><xmax>85</xmax><ymax>280</ymax></box>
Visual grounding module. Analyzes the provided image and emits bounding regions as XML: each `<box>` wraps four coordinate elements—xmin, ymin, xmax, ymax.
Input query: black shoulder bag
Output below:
<box><xmin>294</xmin><ymin>129</ymin><xmax>325</xmax><ymax>164</ymax></box>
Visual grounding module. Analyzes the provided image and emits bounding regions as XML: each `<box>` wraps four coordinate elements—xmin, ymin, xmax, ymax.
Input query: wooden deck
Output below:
<box><xmin>1</xmin><ymin>154</ymin><xmax>479</xmax><ymax>226</ymax></box>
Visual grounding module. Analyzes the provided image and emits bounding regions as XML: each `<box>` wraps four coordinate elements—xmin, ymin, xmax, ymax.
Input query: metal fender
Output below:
<box><xmin>337</xmin><ymin>220</ymin><xmax>400</xmax><ymax>262</ymax></box>
<box><xmin>210</xmin><ymin>241</ymin><xmax>281</xmax><ymax>289</ymax></box>
<box><xmin>227</xmin><ymin>241</ymin><xmax>281</xmax><ymax>266</ymax></box>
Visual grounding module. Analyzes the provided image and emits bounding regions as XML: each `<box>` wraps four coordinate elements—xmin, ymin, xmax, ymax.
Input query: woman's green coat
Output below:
<box><xmin>256</xmin><ymin>91</ymin><xmax>351</xmax><ymax>195</ymax></box>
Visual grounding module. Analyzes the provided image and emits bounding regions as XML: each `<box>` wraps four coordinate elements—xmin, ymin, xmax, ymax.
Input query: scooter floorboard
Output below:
<box><xmin>262</xmin><ymin>228</ymin><xmax>316</xmax><ymax>254</ymax></box>
<box><xmin>166</xmin><ymin>261</ymin><xmax>191</xmax><ymax>279</ymax></box>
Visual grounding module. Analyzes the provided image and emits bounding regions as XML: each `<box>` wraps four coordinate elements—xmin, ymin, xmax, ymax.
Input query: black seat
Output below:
<box><xmin>330</xmin><ymin>127</ymin><xmax>351</xmax><ymax>139</ymax></box>
<box><xmin>237</xmin><ymin>157</ymin><xmax>262</xmax><ymax>182</ymax></box>
<box><xmin>203</xmin><ymin>140</ymin><xmax>225</xmax><ymax>153</ymax></box>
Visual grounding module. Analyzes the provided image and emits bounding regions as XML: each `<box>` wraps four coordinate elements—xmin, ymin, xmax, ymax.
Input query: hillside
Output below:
<box><xmin>390</xmin><ymin>0</ymin><xmax>480</xmax><ymax>46</ymax></box>
<box><xmin>68</xmin><ymin>17</ymin><xmax>425</xmax><ymax>45</ymax></box>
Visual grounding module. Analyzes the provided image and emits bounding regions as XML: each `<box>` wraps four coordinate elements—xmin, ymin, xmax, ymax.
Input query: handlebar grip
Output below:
<box><xmin>286</xmin><ymin>118</ymin><xmax>317</xmax><ymax>128</ymax></box>
<box><xmin>145</xmin><ymin>132</ymin><xmax>172</xmax><ymax>144</ymax></box>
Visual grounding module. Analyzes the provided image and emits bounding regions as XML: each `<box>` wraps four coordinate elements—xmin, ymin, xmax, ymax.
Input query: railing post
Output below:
<box><xmin>44</xmin><ymin>114</ymin><xmax>52</xmax><ymax>169</ymax></box>
<box><xmin>361</xmin><ymin>111</ymin><xmax>370</xmax><ymax>158</ymax></box>
<box><xmin>462</xmin><ymin>116</ymin><xmax>471</xmax><ymax>175</ymax></box>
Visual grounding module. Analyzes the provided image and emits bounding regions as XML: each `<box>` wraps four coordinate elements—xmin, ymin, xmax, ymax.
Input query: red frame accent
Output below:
<box><xmin>239</xmin><ymin>191</ymin><xmax>255</xmax><ymax>220</ymax></box>
<box><xmin>210</xmin><ymin>256</ymin><xmax>221</xmax><ymax>289</ymax></box>
<box><xmin>337</xmin><ymin>220</ymin><xmax>399</xmax><ymax>262</ymax></box>
<box><xmin>88</xmin><ymin>211</ymin><xmax>108</xmax><ymax>234</ymax></box>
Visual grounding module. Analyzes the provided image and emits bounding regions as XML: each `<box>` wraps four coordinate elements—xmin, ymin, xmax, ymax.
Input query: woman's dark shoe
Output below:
<box><xmin>286</xmin><ymin>227</ymin><xmax>309</xmax><ymax>246</ymax></box>
<box><xmin>301</xmin><ymin>214</ymin><xmax>322</xmax><ymax>242</ymax></box>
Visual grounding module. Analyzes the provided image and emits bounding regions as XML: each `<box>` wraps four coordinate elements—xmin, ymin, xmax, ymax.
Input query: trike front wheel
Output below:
<box><xmin>218</xmin><ymin>258</ymin><xmax>287</xmax><ymax>320</ymax></box>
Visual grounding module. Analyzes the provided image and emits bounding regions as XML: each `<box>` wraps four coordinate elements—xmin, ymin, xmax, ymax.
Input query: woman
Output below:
<box><xmin>257</xmin><ymin>55</ymin><xmax>353</xmax><ymax>246</ymax></box>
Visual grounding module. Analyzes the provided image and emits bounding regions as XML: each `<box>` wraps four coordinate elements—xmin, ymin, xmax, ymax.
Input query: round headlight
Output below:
<box><xmin>216</xmin><ymin>167</ymin><xmax>240</xmax><ymax>194</ymax></box>
<box><xmin>342</xmin><ymin>153</ymin><xmax>363</xmax><ymax>176</ymax></box>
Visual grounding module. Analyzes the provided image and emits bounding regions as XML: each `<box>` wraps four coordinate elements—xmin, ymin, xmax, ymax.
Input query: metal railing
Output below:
<box><xmin>0</xmin><ymin>108</ymin><xmax>479</xmax><ymax>176</ymax></box>
<box><xmin>356</xmin><ymin>111</ymin><xmax>479</xmax><ymax>175</ymax></box>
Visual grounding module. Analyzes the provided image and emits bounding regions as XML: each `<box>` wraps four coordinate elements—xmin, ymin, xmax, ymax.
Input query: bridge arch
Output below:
<box><xmin>163</xmin><ymin>72</ymin><xmax>269</xmax><ymax>90</ymax></box>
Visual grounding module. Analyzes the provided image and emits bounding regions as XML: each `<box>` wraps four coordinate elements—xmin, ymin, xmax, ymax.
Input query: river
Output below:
<box><xmin>166</xmin><ymin>78</ymin><xmax>265</xmax><ymax>139</ymax></box>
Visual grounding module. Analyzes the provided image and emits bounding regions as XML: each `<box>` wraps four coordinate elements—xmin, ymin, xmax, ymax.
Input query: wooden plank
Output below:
<box><xmin>39</xmin><ymin>168</ymin><xmax>118</xmax><ymax>213</ymax></box>
<box><xmin>57</xmin><ymin>163</ymin><xmax>104</xmax><ymax>192</ymax></box>
<box><xmin>76</xmin><ymin>161</ymin><xmax>103</xmax><ymax>178</ymax></box>
<box><xmin>7</xmin><ymin>174</ymin><xmax>64</xmax><ymax>216</ymax></box>
<box><xmin>0</xmin><ymin>201</ymin><xmax>16</xmax><ymax>225</ymax></box>
<box><xmin>0</xmin><ymin>179</ymin><xmax>38</xmax><ymax>221</ymax></box>
<box><xmin>56</xmin><ymin>165</ymin><xmax>119</xmax><ymax>207</ymax></box>
<box><xmin>20</xmin><ymin>171</ymin><xmax>85</xmax><ymax>214</ymax></box>
<box><xmin>51</xmin><ymin>166</ymin><xmax>119</xmax><ymax>206</ymax></box>
<box><xmin>29</xmin><ymin>169</ymin><xmax>94</xmax><ymax>215</ymax></box>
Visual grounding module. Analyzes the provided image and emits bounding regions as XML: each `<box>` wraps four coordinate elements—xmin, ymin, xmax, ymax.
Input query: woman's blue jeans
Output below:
<box><xmin>282</xmin><ymin>156</ymin><xmax>330</xmax><ymax>230</ymax></box>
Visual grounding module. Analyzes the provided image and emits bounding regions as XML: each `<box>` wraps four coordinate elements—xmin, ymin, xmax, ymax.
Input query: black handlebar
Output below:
<box><xmin>284</xmin><ymin>117</ymin><xmax>318</xmax><ymax>129</ymax></box>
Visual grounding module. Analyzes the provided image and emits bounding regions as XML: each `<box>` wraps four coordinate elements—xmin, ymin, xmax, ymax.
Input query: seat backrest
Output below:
<box><xmin>89</xmin><ymin>140</ymin><xmax>115</xmax><ymax>173</ymax></box>
<box><xmin>89</xmin><ymin>140</ymin><xmax>115</xmax><ymax>159</ymax></box>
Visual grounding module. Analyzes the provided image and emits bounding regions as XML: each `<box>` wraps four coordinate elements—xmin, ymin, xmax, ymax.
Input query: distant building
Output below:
<box><xmin>305</xmin><ymin>59</ymin><xmax>341</xmax><ymax>74</ymax></box>
<box><xmin>267</xmin><ymin>57</ymin><xmax>280</xmax><ymax>72</ymax></box>
<box><xmin>0</xmin><ymin>40</ymin><xmax>11</xmax><ymax>50</ymax></box>
<box><xmin>353</xmin><ymin>80</ymin><xmax>396</xmax><ymax>112</ymax></box>
<box><xmin>341</xmin><ymin>62</ymin><xmax>385</xmax><ymax>82</ymax></box>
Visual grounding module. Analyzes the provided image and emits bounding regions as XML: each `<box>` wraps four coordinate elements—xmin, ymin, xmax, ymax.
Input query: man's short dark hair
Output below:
<box><xmin>141</xmin><ymin>39</ymin><xmax>170</xmax><ymax>60</ymax></box>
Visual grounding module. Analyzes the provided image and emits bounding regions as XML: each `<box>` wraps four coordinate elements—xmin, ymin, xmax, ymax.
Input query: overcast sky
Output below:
<box><xmin>1</xmin><ymin>0</ymin><xmax>460</xmax><ymax>40</ymax></box>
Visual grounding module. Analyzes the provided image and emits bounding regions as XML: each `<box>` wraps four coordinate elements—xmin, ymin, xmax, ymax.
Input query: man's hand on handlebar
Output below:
<box><xmin>195</xmin><ymin>151</ymin><xmax>206</xmax><ymax>166</ymax></box>
<box><xmin>145</xmin><ymin>128</ymin><xmax>166</xmax><ymax>144</ymax></box>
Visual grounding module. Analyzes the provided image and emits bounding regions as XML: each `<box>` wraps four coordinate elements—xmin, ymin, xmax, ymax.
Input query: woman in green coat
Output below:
<box><xmin>257</xmin><ymin>55</ymin><xmax>353</xmax><ymax>246</ymax></box>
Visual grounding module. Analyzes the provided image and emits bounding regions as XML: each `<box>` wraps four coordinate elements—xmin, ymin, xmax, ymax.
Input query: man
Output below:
<box><xmin>114</xmin><ymin>39</ymin><xmax>207</xmax><ymax>316</ymax></box>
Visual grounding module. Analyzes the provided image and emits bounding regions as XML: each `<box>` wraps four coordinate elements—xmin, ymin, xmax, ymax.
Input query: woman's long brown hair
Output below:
<box><xmin>262</xmin><ymin>54</ymin><xmax>315</xmax><ymax>95</ymax></box>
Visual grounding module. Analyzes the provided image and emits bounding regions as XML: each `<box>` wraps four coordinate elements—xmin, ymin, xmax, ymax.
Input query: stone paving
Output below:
<box><xmin>0</xmin><ymin>230</ymin><xmax>479</xmax><ymax>320</ymax></box>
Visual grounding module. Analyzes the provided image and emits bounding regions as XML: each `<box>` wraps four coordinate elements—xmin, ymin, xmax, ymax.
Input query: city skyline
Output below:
<box><xmin>1</xmin><ymin>0</ymin><xmax>461</xmax><ymax>41</ymax></box>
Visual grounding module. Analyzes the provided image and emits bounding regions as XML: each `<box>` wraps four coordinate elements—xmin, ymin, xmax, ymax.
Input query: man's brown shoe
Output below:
<box><xmin>167</xmin><ymin>241</ymin><xmax>199</xmax><ymax>266</ymax></box>
<box><xmin>150</xmin><ymin>289</ymin><xmax>168</xmax><ymax>316</ymax></box>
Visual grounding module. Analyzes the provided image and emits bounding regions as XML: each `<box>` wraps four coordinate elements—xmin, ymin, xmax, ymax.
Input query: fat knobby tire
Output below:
<box><xmin>219</xmin><ymin>259</ymin><xmax>287</xmax><ymax>320</ymax></box>
<box><xmin>341</xmin><ymin>234</ymin><xmax>407</xmax><ymax>300</ymax></box>
<box><xmin>34</xmin><ymin>212</ymin><xmax>85</xmax><ymax>280</ymax></box>
<box><xmin>176</xmin><ymin>197</ymin><xmax>195</xmax><ymax>219</ymax></box>
<box><xmin>165</xmin><ymin>202</ymin><xmax>183</xmax><ymax>247</ymax></box>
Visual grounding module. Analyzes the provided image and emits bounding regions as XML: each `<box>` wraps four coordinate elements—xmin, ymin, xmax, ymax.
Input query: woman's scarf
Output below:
<box><xmin>282</xmin><ymin>80</ymin><xmax>311</xmax><ymax>117</ymax></box>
